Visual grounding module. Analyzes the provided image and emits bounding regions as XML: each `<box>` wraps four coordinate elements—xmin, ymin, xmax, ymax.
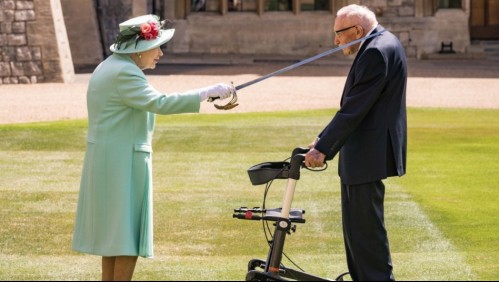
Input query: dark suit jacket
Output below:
<box><xmin>315</xmin><ymin>25</ymin><xmax>407</xmax><ymax>185</ymax></box>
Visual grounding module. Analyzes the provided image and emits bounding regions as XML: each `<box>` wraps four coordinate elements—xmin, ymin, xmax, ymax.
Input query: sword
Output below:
<box><xmin>209</xmin><ymin>29</ymin><xmax>386</xmax><ymax>110</ymax></box>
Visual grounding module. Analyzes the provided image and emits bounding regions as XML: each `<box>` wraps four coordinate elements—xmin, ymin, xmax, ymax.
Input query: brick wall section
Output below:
<box><xmin>0</xmin><ymin>0</ymin><xmax>74</xmax><ymax>84</ymax></box>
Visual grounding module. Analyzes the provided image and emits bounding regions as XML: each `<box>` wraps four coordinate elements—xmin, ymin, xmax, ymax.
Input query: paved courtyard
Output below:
<box><xmin>1</xmin><ymin>57</ymin><xmax>498</xmax><ymax>124</ymax></box>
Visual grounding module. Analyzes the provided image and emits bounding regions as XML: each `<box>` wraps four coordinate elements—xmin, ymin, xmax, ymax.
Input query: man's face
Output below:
<box><xmin>333</xmin><ymin>16</ymin><xmax>362</xmax><ymax>56</ymax></box>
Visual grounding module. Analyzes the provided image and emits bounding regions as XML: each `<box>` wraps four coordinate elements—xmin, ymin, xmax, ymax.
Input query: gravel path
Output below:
<box><xmin>1</xmin><ymin>59</ymin><xmax>498</xmax><ymax>124</ymax></box>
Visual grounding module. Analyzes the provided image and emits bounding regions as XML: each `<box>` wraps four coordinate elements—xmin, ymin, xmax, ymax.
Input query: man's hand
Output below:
<box><xmin>308</xmin><ymin>137</ymin><xmax>320</xmax><ymax>149</ymax></box>
<box><xmin>305</xmin><ymin>148</ymin><xmax>326</xmax><ymax>168</ymax></box>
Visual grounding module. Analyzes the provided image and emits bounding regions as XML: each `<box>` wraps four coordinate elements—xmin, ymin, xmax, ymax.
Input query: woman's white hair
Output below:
<box><xmin>337</xmin><ymin>4</ymin><xmax>378</xmax><ymax>30</ymax></box>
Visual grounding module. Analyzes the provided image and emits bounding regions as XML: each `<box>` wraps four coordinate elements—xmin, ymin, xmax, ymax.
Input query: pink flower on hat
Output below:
<box><xmin>140</xmin><ymin>22</ymin><xmax>159</xmax><ymax>40</ymax></box>
<box><xmin>113</xmin><ymin>15</ymin><xmax>171</xmax><ymax>51</ymax></box>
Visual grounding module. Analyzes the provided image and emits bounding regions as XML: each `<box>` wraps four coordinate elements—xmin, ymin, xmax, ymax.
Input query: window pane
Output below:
<box><xmin>192</xmin><ymin>0</ymin><xmax>220</xmax><ymax>12</ymax></box>
<box><xmin>437</xmin><ymin>0</ymin><xmax>462</xmax><ymax>9</ymax></box>
<box><xmin>470</xmin><ymin>0</ymin><xmax>485</xmax><ymax>26</ymax></box>
<box><xmin>229</xmin><ymin>0</ymin><xmax>257</xmax><ymax>11</ymax></box>
<box><xmin>265</xmin><ymin>0</ymin><xmax>292</xmax><ymax>11</ymax></box>
<box><xmin>301</xmin><ymin>0</ymin><xmax>329</xmax><ymax>11</ymax></box>
<box><xmin>490</xmin><ymin>0</ymin><xmax>499</xmax><ymax>25</ymax></box>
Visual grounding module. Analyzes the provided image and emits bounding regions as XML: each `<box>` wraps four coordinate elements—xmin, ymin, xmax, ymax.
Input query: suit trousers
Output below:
<box><xmin>341</xmin><ymin>181</ymin><xmax>395</xmax><ymax>281</ymax></box>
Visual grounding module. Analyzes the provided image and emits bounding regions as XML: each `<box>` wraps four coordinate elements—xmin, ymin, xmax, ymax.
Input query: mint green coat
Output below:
<box><xmin>72</xmin><ymin>53</ymin><xmax>200</xmax><ymax>258</ymax></box>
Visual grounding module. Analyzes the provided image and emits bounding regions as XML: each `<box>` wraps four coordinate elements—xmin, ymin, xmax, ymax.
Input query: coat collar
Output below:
<box><xmin>340</xmin><ymin>25</ymin><xmax>384</xmax><ymax>106</ymax></box>
<box><xmin>355</xmin><ymin>25</ymin><xmax>384</xmax><ymax>59</ymax></box>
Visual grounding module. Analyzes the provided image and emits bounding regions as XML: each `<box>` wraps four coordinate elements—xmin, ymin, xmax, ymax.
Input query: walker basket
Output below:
<box><xmin>247</xmin><ymin>161</ymin><xmax>290</xmax><ymax>185</ymax></box>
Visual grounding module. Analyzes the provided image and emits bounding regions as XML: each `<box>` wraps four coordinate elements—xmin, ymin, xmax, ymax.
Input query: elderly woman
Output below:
<box><xmin>72</xmin><ymin>15</ymin><xmax>234</xmax><ymax>280</ymax></box>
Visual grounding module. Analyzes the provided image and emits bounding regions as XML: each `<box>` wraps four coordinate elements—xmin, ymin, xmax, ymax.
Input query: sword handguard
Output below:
<box><xmin>208</xmin><ymin>81</ymin><xmax>239</xmax><ymax>110</ymax></box>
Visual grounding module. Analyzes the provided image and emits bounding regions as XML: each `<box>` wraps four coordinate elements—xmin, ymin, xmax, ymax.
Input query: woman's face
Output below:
<box><xmin>133</xmin><ymin>47</ymin><xmax>163</xmax><ymax>70</ymax></box>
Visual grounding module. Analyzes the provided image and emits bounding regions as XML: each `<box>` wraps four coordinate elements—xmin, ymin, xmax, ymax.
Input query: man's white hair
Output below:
<box><xmin>337</xmin><ymin>4</ymin><xmax>378</xmax><ymax>30</ymax></box>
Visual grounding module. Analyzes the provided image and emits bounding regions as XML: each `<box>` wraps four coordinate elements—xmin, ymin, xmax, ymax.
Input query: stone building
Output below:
<box><xmin>0</xmin><ymin>0</ymin><xmax>74</xmax><ymax>84</ymax></box>
<box><xmin>160</xmin><ymin>0</ymin><xmax>497</xmax><ymax>59</ymax></box>
<box><xmin>60</xmin><ymin>0</ymin><xmax>497</xmax><ymax>69</ymax></box>
<box><xmin>1</xmin><ymin>0</ymin><xmax>498</xmax><ymax>83</ymax></box>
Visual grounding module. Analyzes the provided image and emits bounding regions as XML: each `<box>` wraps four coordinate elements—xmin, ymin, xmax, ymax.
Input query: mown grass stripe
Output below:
<box><xmin>385</xmin><ymin>182</ymin><xmax>475</xmax><ymax>280</ymax></box>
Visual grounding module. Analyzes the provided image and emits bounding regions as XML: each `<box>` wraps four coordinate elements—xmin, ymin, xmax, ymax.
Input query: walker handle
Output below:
<box><xmin>291</xmin><ymin>147</ymin><xmax>310</xmax><ymax>158</ymax></box>
<box><xmin>289</xmin><ymin>147</ymin><xmax>309</xmax><ymax>180</ymax></box>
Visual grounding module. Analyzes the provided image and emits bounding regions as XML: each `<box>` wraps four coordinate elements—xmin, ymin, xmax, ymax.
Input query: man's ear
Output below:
<box><xmin>356</xmin><ymin>25</ymin><xmax>364</xmax><ymax>39</ymax></box>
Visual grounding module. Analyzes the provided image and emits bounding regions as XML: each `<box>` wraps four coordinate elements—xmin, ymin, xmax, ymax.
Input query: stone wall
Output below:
<box><xmin>170</xmin><ymin>12</ymin><xmax>406</xmax><ymax>57</ymax></box>
<box><xmin>169</xmin><ymin>12</ymin><xmax>336</xmax><ymax>57</ymax></box>
<box><xmin>165</xmin><ymin>0</ymin><xmax>472</xmax><ymax>59</ymax></box>
<box><xmin>0</xmin><ymin>0</ymin><xmax>74</xmax><ymax>84</ymax></box>
<box><xmin>1</xmin><ymin>0</ymin><xmax>474</xmax><ymax>83</ymax></box>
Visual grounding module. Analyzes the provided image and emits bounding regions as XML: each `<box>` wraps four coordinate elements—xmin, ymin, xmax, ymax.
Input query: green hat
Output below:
<box><xmin>110</xmin><ymin>15</ymin><xmax>175</xmax><ymax>54</ymax></box>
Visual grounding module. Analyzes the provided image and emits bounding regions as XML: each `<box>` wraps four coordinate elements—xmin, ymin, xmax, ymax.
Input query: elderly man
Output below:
<box><xmin>305</xmin><ymin>4</ymin><xmax>407</xmax><ymax>281</ymax></box>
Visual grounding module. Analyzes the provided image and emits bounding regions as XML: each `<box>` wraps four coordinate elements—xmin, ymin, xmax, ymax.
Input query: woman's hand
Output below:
<box><xmin>199</xmin><ymin>83</ymin><xmax>235</xmax><ymax>101</ymax></box>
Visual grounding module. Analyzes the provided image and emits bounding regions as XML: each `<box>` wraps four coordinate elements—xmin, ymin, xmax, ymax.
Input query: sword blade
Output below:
<box><xmin>235</xmin><ymin>29</ymin><xmax>386</xmax><ymax>91</ymax></box>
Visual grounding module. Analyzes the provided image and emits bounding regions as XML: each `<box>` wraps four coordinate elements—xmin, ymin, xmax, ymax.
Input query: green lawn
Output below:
<box><xmin>398</xmin><ymin>108</ymin><xmax>499</xmax><ymax>280</ymax></box>
<box><xmin>0</xmin><ymin>108</ymin><xmax>497</xmax><ymax>280</ymax></box>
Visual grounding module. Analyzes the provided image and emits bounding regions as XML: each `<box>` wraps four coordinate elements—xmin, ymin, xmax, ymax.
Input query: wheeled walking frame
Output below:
<box><xmin>233</xmin><ymin>147</ymin><xmax>350</xmax><ymax>281</ymax></box>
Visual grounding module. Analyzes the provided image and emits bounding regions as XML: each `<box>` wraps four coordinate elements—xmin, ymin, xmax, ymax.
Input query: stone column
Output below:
<box><xmin>48</xmin><ymin>0</ymin><xmax>74</xmax><ymax>82</ymax></box>
<box><xmin>60</xmin><ymin>0</ymin><xmax>103</xmax><ymax>69</ymax></box>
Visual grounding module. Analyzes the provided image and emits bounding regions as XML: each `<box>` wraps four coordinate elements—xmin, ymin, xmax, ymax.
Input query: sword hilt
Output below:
<box><xmin>207</xmin><ymin>81</ymin><xmax>239</xmax><ymax>110</ymax></box>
